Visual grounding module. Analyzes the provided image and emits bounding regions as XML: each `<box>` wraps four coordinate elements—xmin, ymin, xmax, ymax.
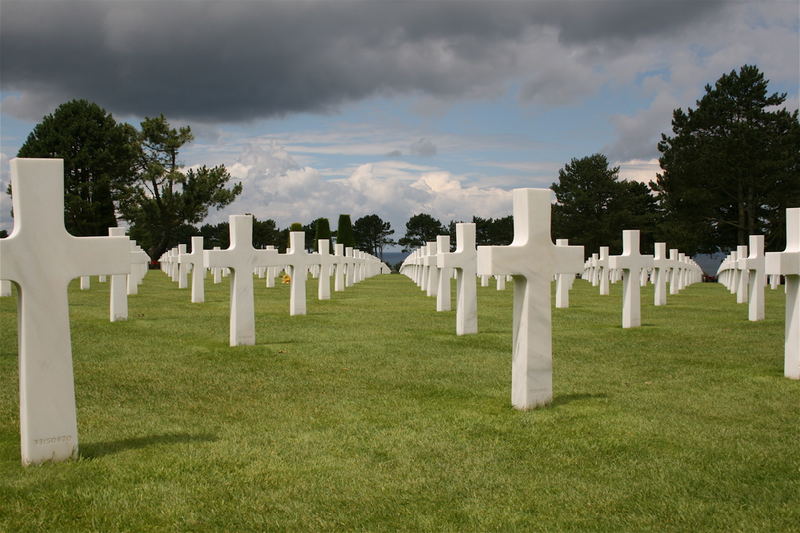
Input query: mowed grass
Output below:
<box><xmin>0</xmin><ymin>271</ymin><xmax>798</xmax><ymax>532</ymax></box>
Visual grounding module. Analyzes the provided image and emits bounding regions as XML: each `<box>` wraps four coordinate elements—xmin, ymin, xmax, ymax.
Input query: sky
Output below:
<box><xmin>1</xmin><ymin>0</ymin><xmax>798</xmax><ymax>249</ymax></box>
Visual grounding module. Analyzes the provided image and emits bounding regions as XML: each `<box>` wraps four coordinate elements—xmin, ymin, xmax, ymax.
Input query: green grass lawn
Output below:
<box><xmin>1</xmin><ymin>272</ymin><xmax>798</xmax><ymax>532</ymax></box>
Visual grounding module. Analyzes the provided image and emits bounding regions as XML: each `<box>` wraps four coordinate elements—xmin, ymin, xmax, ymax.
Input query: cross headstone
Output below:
<box><xmin>652</xmin><ymin>242</ymin><xmax>669</xmax><ymax>306</ymax></box>
<box><xmin>554</xmin><ymin>239</ymin><xmax>575</xmax><ymax>308</ymax></box>
<box><xmin>745</xmin><ymin>235</ymin><xmax>765</xmax><ymax>321</ymax></box>
<box><xmin>0</xmin><ymin>158</ymin><xmax>130</xmax><ymax>465</ymax></box>
<box><xmin>285</xmin><ymin>231</ymin><xmax>315</xmax><ymax>315</ymax></box>
<box><xmin>597</xmin><ymin>247</ymin><xmax>610</xmax><ymax>295</ymax></box>
<box><xmin>735</xmin><ymin>245</ymin><xmax>749</xmax><ymax>304</ymax></box>
<box><xmin>204</xmin><ymin>215</ymin><xmax>281</xmax><ymax>346</ymax></box>
<box><xmin>333</xmin><ymin>243</ymin><xmax>346</xmax><ymax>291</ymax></box>
<box><xmin>476</xmin><ymin>188</ymin><xmax>583</xmax><ymax>409</ymax></box>
<box><xmin>438</xmin><ymin>223</ymin><xmax>477</xmax><ymax>334</ymax></box>
<box><xmin>180</xmin><ymin>236</ymin><xmax>206</xmax><ymax>303</ymax></box>
<box><xmin>109</xmin><ymin>227</ymin><xmax>128</xmax><ymax>321</ymax></box>
<box><xmin>435</xmin><ymin>235</ymin><xmax>452</xmax><ymax>311</ymax></box>
<box><xmin>176</xmin><ymin>244</ymin><xmax>188</xmax><ymax>289</ymax></box>
<box><xmin>424</xmin><ymin>241</ymin><xmax>439</xmax><ymax>298</ymax></box>
<box><xmin>316</xmin><ymin>239</ymin><xmax>335</xmax><ymax>300</ymax></box>
<box><xmin>668</xmin><ymin>248</ymin><xmax>681</xmax><ymax>295</ymax></box>
<box><xmin>609</xmin><ymin>230</ymin><xmax>653</xmax><ymax>328</ymax></box>
<box><xmin>765</xmin><ymin>207</ymin><xmax>800</xmax><ymax>379</ymax></box>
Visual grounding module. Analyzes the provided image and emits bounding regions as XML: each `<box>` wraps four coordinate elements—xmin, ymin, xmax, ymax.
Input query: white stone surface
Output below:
<box><xmin>180</xmin><ymin>236</ymin><xmax>206</xmax><ymax>303</ymax></box>
<box><xmin>766</xmin><ymin>207</ymin><xmax>800</xmax><ymax>379</ymax></box>
<box><xmin>176</xmin><ymin>244</ymin><xmax>188</xmax><ymax>289</ymax></box>
<box><xmin>745</xmin><ymin>235</ymin><xmax>765</xmax><ymax>321</ymax></box>
<box><xmin>80</xmin><ymin>276</ymin><xmax>90</xmax><ymax>290</ymax></box>
<box><xmin>736</xmin><ymin>245</ymin><xmax>749</xmax><ymax>304</ymax></box>
<box><xmin>554</xmin><ymin>239</ymin><xmax>573</xmax><ymax>309</ymax></box>
<box><xmin>609</xmin><ymin>230</ymin><xmax>653</xmax><ymax>329</ymax></box>
<box><xmin>316</xmin><ymin>239</ymin><xmax>334</xmax><ymax>300</ymax></box>
<box><xmin>438</xmin><ymin>223</ymin><xmax>477</xmax><ymax>335</ymax></box>
<box><xmin>108</xmin><ymin>227</ymin><xmax>128</xmax><ymax>322</ymax></box>
<box><xmin>204</xmin><ymin>215</ymin><xmax>282</xmax><ymax>346</ymax></box>
<box><xmin>0</xmin><ymin>279</ymin><xmax>11</xmax><ymax>297</ymax></box>
<box><xmin>435</xmin><ymin>235</ymin><xmax>452</xmax><ymax>311</ymax></box>
<box><xmin>0</xmin><ymin>158</ymin><xmax>130</xmax><ymax>465</ymax></box>
<box><xmin>652</xmin><ymin>243</ymin><xmax>668</xmax><ymax>306</ymax></box>
<box><xmin>597</xmin><ymin>247</ymin><xmax>610</xmax><ymax>295</ymax></box>
<box><xmin>476</xmin><ymin>188</ymin><xmax>583</xmax><ymax>410</ymax></box>
<box><xmin>285</xmin><ymin>232</ymin><xmax>315</xmax><ymax>315</ymax></box>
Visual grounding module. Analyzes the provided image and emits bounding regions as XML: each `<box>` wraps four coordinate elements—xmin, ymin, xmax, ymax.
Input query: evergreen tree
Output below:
<box><xmin>653</xmin><ymin>65</ymin><xmax>800</xmax><ymax>253</ymax></box>
<box><xmin>353</xmin><ymin>214</ymin><xmax>395</xmax><ymax>257</ymax></box>
<box><xmin>336</xmin><ymin>214</ymin><xmax>356</xmax><ymax>248</ymax></box>
<box><xmin>117</xmin><ymin>114</ymin><xmax>242</xmax><ymax>259</ymax></box>
<box><xmin>551</xmin><ymin>153</ymin><xmax>657</xmax><ymax>256</ymax></box>
<box><xmin>398</xmin><ymin>213</ymin><xmax>447</xmax><ymax>252</ymax></box>
<box><xmin>313</xmin><ymin>217</ymin><xmax>332</xmax><ymax>252</ymax></box>
<box><xmin>16</xmin><ymin>99</ymin><xmax>138</xmax><ymax>235</ymax></box>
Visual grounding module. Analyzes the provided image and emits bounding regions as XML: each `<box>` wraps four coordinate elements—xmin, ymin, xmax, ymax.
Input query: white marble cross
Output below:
<box><xmin>176</xmin><ymin>244</ymin><xmax>188</xmax><ymax>289</ymax></box>
<box><xmin>435</xmin><ymin>235</ymin><xmax>452</xmax><ymax>311</ymax></box>
<box><xmin>477</xmin><ymin>188</ymin><xmax>583</xmax><ymax>409</ymax></box>
<box><xmin>652</xmin><ymin>242</ymin><xmax>669</xmax><ymax>306</ymax></box>
<box><xmin>128</xmin><ymin>241</ymin><xmax>150</xmax><ymax>295</ymax></box>
<box><xmin>609</xmin><ymin>230</ymin><xmax>653</xmax><ymax>328</ymax></box>
<box><xmin>316</xmin><ymin>239</ymin><xmax>335</xmax><ymax>300</ymax></box>
<box><xmin>333</xmin><ymin>243</ymin><xmax>346</xmax><ymax>291</ymax></box>
<box><xmin>109</xmin><ymin>227</ymin><xmax>128</xmax><ymax>321</ymax></box>
<box><xmin>744</xmin><ymin>235</ymin><xmax>765</xmax><ymax>321</ymax></box>
<box><xmin>438</xmin><ymin>223</ymin><xmax>477</xmax><ymax>334</ymax></box>
<box><xmin>285</xmin><ymin>231</ymin><xmax>316</xmax><ymax>315</ymax></box>
<box><xmin>204</xmin><ymin>215</ymin><xmax>281</xmax><ymax>346</ymax></box>
<box><xmin>554</xmin><ymin>239</ymin><xmax>576</xmax><ymax>308</ymax></box>
<box><xmin>668</xmin><ymin>248</ymin><xmax>681</xmax><ymax>295</ymax></box>
<box><xmin>424</xmin><ymin>241</ymin><xmax>439</xmax><ymax>297</ymax></box>
<box><xmin>179</xmin><ymin>236</ymin><xmax>206</xmax><ymax>303</ymax></box>
<box><xmin>735</xmin><ymin>244</ymin><xmax>749</xmax><ymax>304</ymax></box>
<box><xmin>0</xmin><ymin>158</ymin><xmax>131</xmax><ymax>465</ymax></box>
<box><xmin>345</xmin><ymin>247</ymin><xmax>356</xmax><ymax>287</ymax></box>
<box><xmin>597</xmin><ymin>246</ymin><xmax>610</xmax><ymax>295</ymax></box>
<box><xmin>766</xmin><ymin>207</ymin><xmax>800</xmax><ymax>379</ymax></box>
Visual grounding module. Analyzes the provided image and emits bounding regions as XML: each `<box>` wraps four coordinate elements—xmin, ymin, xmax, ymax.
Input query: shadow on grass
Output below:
<box><xmin>551</xmin><ymin>392</ymin><xmax>608</xmax><ymax>407</ymax></box>
<box><xmin>81</xmin><ymin>432</ymin><xmax>217</xmax><ymax>459</ymax></box>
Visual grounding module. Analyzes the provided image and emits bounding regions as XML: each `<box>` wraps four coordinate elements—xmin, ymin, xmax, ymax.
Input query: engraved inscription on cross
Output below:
<box><xmin>477</xmin><ymin>188</ymin><xmax>583</xmax><ymax>410</ymax></box>
<box><xmin>438</xmin><ymin>223</ymin><xmax>477</xmax><ymax>335</ymax></box>
<box><xmin>766</xmin><ymin>207</ymin><xmax>800</xmax><ymax>379</ymax></box>
<box><xmin>0</xmin><ymin>159</ymin><xmax>131</xmax><ymax>465</ymax></box>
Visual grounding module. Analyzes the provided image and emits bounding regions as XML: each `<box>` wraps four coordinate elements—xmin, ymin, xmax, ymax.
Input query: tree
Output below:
<box><xmin>16</xmin><ymin>99</ymin><xmax>138</xmax><ymax>236</ymax></box>
<box><xmin>336</xmin><ymin>214</ymin><xmax>356</xmax><ymax>248</ymax></box>
<box><xmin>117</xmin><ymin>115</ymin><xmax>242</xmax><ymax>259</ymax></box>
<box><xmin>353</xmin><ymin>214</ymin><xmax>395</xmax><ymax>258</ymax></box>
<box><xmin>313</xmin><ymin>217</ymin><xmax>332</xmax><ymax>253</ymax></box>
<box><xmin>653</xmin><ymin>65</ymin><xmax>800</xmax><ymax>253</ymax></box>
<box><xmin>551</xmin><ymin>153</ymin><xmax>657</xmax><ymax>257</ymax></box>
<box><xmin>253</xmin><ymin>217</ymin><xmax>281</xmax><ymax>249</ymax></box>
<box><xmin>398</xmin><ymin>213</ymin><xmax>446</xmax><ymax>252</ymax></box>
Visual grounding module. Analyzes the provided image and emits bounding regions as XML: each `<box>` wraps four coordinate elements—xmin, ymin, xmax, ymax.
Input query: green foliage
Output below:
<box><xmin>117</xmin><ymin>115</ymin><xmax>242</xmax><ymax>260</ymax></box>
<box><xmin>0</xmin><ymin>276</ymin><xmax>797</xmax><ymax>530</ymax></box>
<box><xmin>336</xmin><ymin>214</ymin><xmax>356</xmax><ymax>248</ymax></box>
<box><xmin>353</xmin><ymin>214</ymin><xmax>395</xmax><ymax>257</ymax></box>
<box><xmin>313</xmin><ymin>217</ymin><xmax>332</xmax><ymax>253</ymax></box>
<box><xmin>398</xmin><ymin>213</ymin><xmax>447</xmax><ymax>251</ymax></box>
<box><xmin>653</xmin><ymin>65</ymin><xmax>800</xmax><ymax>253</ymax></box>
<box><xmin>551</xmin><ymin>153</ymin><xmax>657</xmax><ymax>257</ymax></box>
<box><xmin>16</xmin><ymin>99</ymin><xmax>138</xmax><ymax>236</ymax></box>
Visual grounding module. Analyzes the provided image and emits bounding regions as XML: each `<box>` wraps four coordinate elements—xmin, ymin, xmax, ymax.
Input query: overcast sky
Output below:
<box><xmin>1</xmin><ymin>0</ymin><xmax>798</xmax><ymax>242</ymax></box>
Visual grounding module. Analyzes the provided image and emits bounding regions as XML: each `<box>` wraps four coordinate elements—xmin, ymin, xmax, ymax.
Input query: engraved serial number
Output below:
<box><xmin>34</xmin><ymin>435</ymin><xmax>73</xmax><ymax>446</ymax></box>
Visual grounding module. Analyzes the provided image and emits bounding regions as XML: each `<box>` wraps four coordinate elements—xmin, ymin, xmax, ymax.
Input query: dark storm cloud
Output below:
<box><xmin>1</xmin><ymin>0</ymin><xmax>728</xmax><ymax>122</ymax></box>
